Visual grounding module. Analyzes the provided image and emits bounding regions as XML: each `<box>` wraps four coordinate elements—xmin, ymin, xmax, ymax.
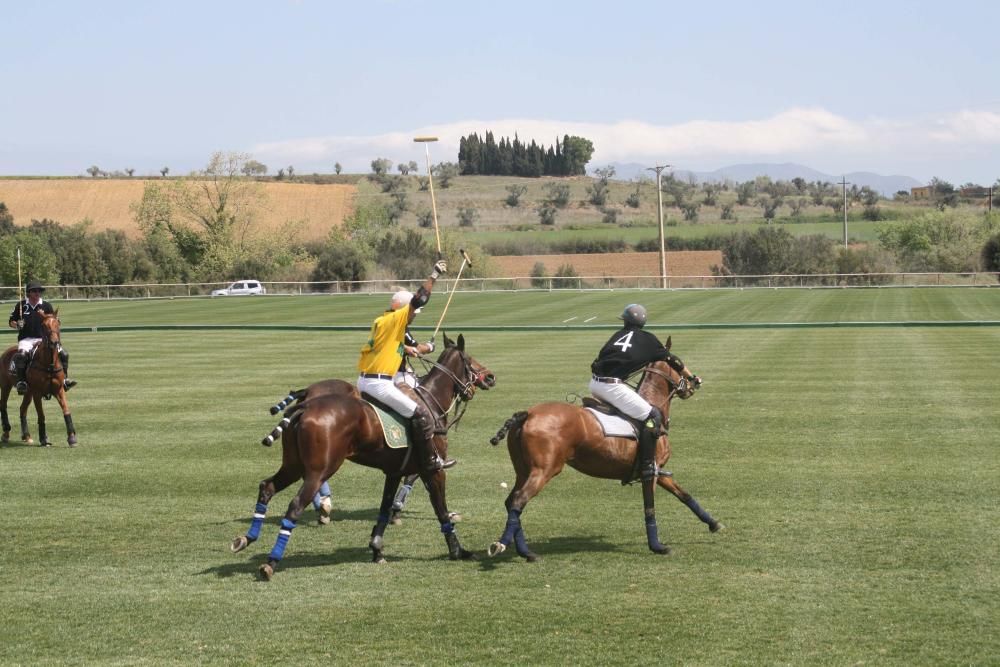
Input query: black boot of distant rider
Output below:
<box><xmin>638</xmin><ymin>406</ymin><xmax>664</xmax><ymax>481</ymax></box>
<box><xmin>59</xmin><ymin>349</ymin><xmax>76</xmax><ymax>391</ymax></box>
<box><xmin>14</xmin><ymin>351</ymin><xmax>28</xmax><ymax>395</ymax></box>
<box><xmin>411</xmin><ymin>405</ymin><xmax>455</xmax><ymax>472</ymax></box>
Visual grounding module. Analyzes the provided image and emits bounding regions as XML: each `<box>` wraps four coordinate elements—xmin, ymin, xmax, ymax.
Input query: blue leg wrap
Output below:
<box><xmin>499</xmin><ymin>508</ymin><xmax>522</xmax><ymax>546</ymax></box>
<box><xmin>267</xmin><ymin>518</ymin><xmax>297</xmax><ymax>562</ymax></box>
<box><xmin>645</xmin><ymin>516</ymin><xmax>664</xmax><ymax>549</ymax></box>
<box><xmin>683</xmin><ymin>496</ymin><xmax>714</xmax><ymax>525</ymax></box>
<box><xmin>440</xmin><ymin>521</ymin><xmax>455</xmax><ymax>534</ymax></box>
<box><xmin>246</xmin><ymin>502</ymin><xmax>268</xmax><ymax>541</ymax></box>
<box><xmin>378</xmin><ymin>512</ymin><xmax>391</xmax><ymax>525</ymax></box>
<box><xmin>513</xmin><ymin>527</ymin><xmax>530</xmax><ymax>555</ymax></box>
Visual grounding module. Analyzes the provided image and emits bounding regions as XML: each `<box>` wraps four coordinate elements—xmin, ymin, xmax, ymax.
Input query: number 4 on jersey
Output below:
<box><xmin>613</xmin><ymin>331</ymin><xmax>634</xmax><ymax>352</ymax></box>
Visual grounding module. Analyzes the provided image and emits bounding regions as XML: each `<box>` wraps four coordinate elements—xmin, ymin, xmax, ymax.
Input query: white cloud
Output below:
<box><xmin>250</xmin><ymin>108</ymin><xmax>1000</xmax><ymax>177</ymax></box>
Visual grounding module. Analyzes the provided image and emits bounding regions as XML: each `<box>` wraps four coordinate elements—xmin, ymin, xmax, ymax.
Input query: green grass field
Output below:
<box><xmin>1</xmin><ymin>288</ymin><xmax>998</xmax><ymax>665</ymax></box>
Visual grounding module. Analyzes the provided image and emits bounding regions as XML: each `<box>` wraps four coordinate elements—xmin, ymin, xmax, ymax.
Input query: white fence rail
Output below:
<box><xmin>1</xmin><ymin>272</ymin><xmax>998</xmax><ymax>301</ymax></box>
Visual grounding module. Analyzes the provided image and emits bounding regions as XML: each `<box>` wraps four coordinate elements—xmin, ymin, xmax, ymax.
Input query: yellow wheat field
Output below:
<box><xmin>0</xmin><ymin>179</ymin><xmax>355</xmax><ymax>241</ymax></box>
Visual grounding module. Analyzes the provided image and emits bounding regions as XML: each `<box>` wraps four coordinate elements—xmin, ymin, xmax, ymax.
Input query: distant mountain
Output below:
<box><xmin>596</xmin><ymin>162</ymin><xmax>922</xmax><ymax>196</ymax></box>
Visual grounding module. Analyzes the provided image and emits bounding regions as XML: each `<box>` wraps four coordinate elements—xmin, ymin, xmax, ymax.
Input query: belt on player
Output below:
<box><xmin>592</xmin><ymin>375</ymin><xmax>623</xmax><ymax>384</ymax></box>
<box><xmin>360</xmin><ymin>373</ymin><xmax>393</xmax><ymax>380</ymax></box>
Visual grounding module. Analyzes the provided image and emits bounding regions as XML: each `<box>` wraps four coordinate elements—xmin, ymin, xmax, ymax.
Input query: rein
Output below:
<box><xmin>414</xmin><ymin>352</ymin><xmax>479</xmax><ymax>432</ymax></box>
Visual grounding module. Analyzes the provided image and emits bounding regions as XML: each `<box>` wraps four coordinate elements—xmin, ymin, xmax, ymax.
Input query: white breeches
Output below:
<box><xmin>357</xmin><ymin>376</ymin><xmax>418</xmax><ymax>417</ymax></box>
<box><xmin>17</xmin><ymin>338</ymin><xmax>39</xmax><ymax>354</ymax></box>
<box><xmin>588</xmin><ymin>379</ymin><xmax>653</xmax><ymax>421</ymax></box>
<box><xmin>394</xmin><ymin>370</ymin><xmax>418</xmax><ymax>388</ymax></box>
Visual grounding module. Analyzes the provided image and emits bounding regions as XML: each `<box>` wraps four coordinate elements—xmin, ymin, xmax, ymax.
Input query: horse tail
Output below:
<box><xmin>490</xmin><ymin>411</ymin><xmax>529</xmax><ymax>446</ymax></box>
<box><xmin>269</xmin><ymin>389</ymin><xmax>305</xmax><ymax>415</ymax></box>
<box><xmin>261</xmin><ymin>408</ymin><xmax>304</xmax><ymax>447</ymax></box>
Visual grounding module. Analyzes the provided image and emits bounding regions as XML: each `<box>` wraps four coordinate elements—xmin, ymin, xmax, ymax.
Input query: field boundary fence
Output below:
<box><xmin>1</xmin><ymin>272</ymin><xmax>998</xmax><ymax>301</ymax></box>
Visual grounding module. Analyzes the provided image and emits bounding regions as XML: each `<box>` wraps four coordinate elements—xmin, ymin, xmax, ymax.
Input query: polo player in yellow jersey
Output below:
<box><xmin>357</xmin><ymin>259</ymin><xmax>453</xmax><ymax>471</ymax></box>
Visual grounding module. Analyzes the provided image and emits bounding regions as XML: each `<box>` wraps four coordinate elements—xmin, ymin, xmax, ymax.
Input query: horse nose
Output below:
<box><xmin>486</xmin><ymin>373</ymin><xmax>496</xmax><ymax>387</ymax></box>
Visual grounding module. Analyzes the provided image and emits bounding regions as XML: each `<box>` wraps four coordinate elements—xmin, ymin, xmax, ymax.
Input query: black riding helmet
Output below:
<box><xmin>619</xmin><ymin>303</ymin><xmax>647</xmax><ymax>328</ymax></box>
<box><xmin>26</xmin><ymin>280</ymin><xmax>45</xmax><ymax>293</ymax></box>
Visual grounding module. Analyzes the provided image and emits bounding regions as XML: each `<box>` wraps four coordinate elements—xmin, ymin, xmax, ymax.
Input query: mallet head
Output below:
<box><xmin>413</xmin><ymin>136</ymin><xmax>439</xmax><ymax>143</ymax></box>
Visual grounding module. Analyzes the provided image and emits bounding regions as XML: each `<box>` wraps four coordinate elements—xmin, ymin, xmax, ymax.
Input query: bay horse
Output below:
<box><xmin>232</xmin><ymin>334</ymin><xmax>496</xmax><ymax>580</ymax></box>
<box><xmin>0</xmin><ymin>311</ymin><xmax>77</xmax><ymax>447</ymax></box>
<box><xmin>487</xmin><ymin>338</ymin><xmax>720</xmax><ymax>561</ymax></box>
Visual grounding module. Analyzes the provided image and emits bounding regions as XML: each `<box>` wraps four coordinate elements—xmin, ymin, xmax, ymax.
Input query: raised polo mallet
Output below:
<box><xmin>432</xmin><ymin>248</ymin><xmax>473</xmax><ymax>341</ymax></box>
<box><xmin>413</xmin><ymin>136</ymin><xmax>442</xmax><ymax>256</ymax></box>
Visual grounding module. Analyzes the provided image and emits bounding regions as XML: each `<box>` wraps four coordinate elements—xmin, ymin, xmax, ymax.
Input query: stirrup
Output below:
<box><xmin>15</xmin><ymin>381</ymin><xmax>27</xmax><ymax>395</ymax></box>
<box><xmin>64</xmin><ymin>379</ymin><xmax>77</xmax><ymax>391</ymax></box>
<box><xmin>427</xmin><ymin>455</ymin><xmax>457</xmax><ymax>472</ymax></box>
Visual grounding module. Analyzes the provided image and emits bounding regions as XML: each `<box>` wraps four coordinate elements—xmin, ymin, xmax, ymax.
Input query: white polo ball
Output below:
<box><xmin>500</xmin><ymin>482</ymin><xmax>508</xmax><ymax>489</ymax></box>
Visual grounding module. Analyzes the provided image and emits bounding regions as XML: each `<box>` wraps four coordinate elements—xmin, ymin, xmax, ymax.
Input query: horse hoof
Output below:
<box><xmin>523</xmin><ymin>552</ymin><xmax>540</xmax><ymax>563</ymax></box>
<box><xmin>230</xmin><ymin>536</ymin><xmax>250</xmax><ymax>553</ymax></box>
<box><xmin>39</xmin><ymin>441</ymin><xmax>51</xmax><ymax>448</ymax></box>
<box><xmin>372</xmin><ymin>555</ymin><xmax>387</xmax><ymax>564</ymax></box>
<box><xmin>1</xmin><ymin>432</ymin><xmax>8</xmax><ymax>443</ymax></box>
<box><xmin>317</xmin><ymin>515</ymin><xmax>330</xmax><ymax>526</ymax></box>
<box><xmin>23</xmin><ymin>436</ymin><xmax>33</xmax><ymax>444</ymax></box>
<box><xmin>488</xmin><ymin>542</ymin><xmax>506</xmax><ymax>557</ymax></box>
<box><xmin>258</xmin><ymin>563</ymin><xmax>274</xmax><ymax>581</ymax></box>
<box><xmin>650</xmin><ymin>545</ymin><xmax>671</xmax><ymax>555</ymax></box>
<box><xmin>389</xmin><ymin>515</ymin><xmax>402</xmax><ymax>526</ymax></box>
<box><xmin>459</xmin><ymin>548</ymin><xmax>476</xmax><ymax>560</ymax></box>
<box><xmin>710</xmin><ymin>522</ymin><xmax>725</xmax><ymax>533</ymax></box>
<box><xmin>67</xmin><ymin>435</ymin><xmax>78</xmax><ymax>447</ymax></box>
<box><xmin>447</xmin><ymin>512</ymin><xmax>463</xmax><ymax>523</ymax></box>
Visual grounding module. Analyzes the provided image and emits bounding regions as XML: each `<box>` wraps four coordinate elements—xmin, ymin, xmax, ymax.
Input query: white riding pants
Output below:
<box><xmin>588</xmin><ymin>378</ymin><xmax>653</xmax><ymax>421</ymax></box>
<box><xmin>17</xmin><ymin>338</ymin><xmax>39</xmax><ymax>354</ymax></box>
<box><xmin>357</xmin><ymin>376</ymin><xmax>418</xmax><ymax>417</ymax></box>
<box><xmin>394</xmin><ymin>370</ymin><xmax>418</xmax><ymax>388</ymax></box>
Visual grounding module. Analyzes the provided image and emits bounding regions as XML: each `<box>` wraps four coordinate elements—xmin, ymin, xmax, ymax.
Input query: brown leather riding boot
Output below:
<box><xmin>411</xmin><ymin>407</ymin><xmax>455</xmax><ymax>472</ymax></box>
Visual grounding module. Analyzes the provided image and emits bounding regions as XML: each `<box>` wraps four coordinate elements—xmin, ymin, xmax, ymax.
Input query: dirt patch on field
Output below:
<box><xmin>492</xmin><ymin>250</ymin><xmax>723</xmax><ymax>285</ymax></box>
<box><xmin>0</xmin><ymin>179</ymin><xmax>355</xmax><ymax>241</ymax></box>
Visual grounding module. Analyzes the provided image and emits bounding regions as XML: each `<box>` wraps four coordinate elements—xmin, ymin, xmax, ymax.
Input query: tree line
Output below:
<box><xmin>458</xmin><ymin>132</ymin><xmax>594</xmax><ymax>177</ymax></box>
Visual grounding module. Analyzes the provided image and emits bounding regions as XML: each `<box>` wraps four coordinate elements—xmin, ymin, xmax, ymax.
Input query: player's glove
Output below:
<box><xmin>431</xmin><ymin>260</ymin><xmax>448</xmax><ymax>279</ymax></box>
<box><xmin>690</xmin><ymin>375</ymin><xmax>703</xmax><ymax>389</ymax></box>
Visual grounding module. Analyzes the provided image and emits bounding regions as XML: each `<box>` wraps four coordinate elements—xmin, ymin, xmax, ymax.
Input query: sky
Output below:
<box><xmin>2</xmin><ymin>0</ymin><xmax>998</xmax><ymax>184</ymax></box>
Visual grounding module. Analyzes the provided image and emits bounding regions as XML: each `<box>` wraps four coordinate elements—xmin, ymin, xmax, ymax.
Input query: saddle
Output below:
<box><xmin>359</xmin><ymin>392</ymin><xmax>447</xmax><ymax>449</ymax></box>
<box><xmin>581</xmin><ymin>396</ymin><xmax>671</xmax><ymax>485</ymax></box>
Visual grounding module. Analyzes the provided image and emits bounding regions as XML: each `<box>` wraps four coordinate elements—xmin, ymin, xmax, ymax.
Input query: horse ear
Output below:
<box><xmin>457</xmin><ymin>334</ymin><xmax>465</xmax><ymax>351</ymax></box>
<box><xmin>443</xmin><ymin>332</ymin><xmax>454</xmax><ymax>347</ymax></box>
<box><xmin>665</xmin><ymin>335</ymin><xmax>671</xmax><ymax>351</ymax></box>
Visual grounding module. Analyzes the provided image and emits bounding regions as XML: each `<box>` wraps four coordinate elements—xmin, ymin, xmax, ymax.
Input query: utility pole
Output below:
<box><xmin>646</xmin><ymin>164</ymin><xmax>671</xmax><ymax>288</ymax></box>
<box><xmin>839</xmin><ymin>176</ymin><xmax>851</xmax><ymax>248</ymax></box>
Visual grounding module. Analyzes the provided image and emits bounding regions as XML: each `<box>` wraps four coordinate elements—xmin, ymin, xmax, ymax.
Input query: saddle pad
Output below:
<box><xmin>364</xmin><ymin>400</ymin><xmax>410</xmax><ymax>449</ymax></box>
<box><xmin>585</xmin><ymin>408</ymin><xmax>638</xmax><ymax>439</ymax></box>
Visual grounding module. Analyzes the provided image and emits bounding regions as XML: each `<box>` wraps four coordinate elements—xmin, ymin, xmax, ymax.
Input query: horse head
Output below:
<box><xmin>439</xmin><ymin>333</ymin><xmax>496</xmax><ymax>400</ymax></box>
<box><xmin>39</xmin><ymin>310</ymin><xmax>61</xmax><ymax>350</ymax></box>
<box><xmin>638</xmin><ymin>337</ymin><xmax>696</xmax><ymax>405</ymax></box>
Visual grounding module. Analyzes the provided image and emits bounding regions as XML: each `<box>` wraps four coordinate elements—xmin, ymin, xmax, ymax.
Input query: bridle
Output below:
<box><xmin>415</xmin><ymin>348</ymin><xmax>486</xmax><ymax>432</ymax></box>
<box><xmin>630</xmin><ymin>364</ymin><xmax>690</xmax><ymax>402</ymax></box>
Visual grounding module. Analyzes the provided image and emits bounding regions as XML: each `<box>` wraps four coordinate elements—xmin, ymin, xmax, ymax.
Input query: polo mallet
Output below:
<box><xmin>15</xmin><ymin>247</ymin><xmax>23</xmax><ymax>327</ymax></box>
<box><xmin>413</xmin><ymin>136</ymin><xmax>442</xmax><ymax>256</ymax></box>
<box><xmin>431</xmin><ymin>249</ymin><xmax>472</xmax><ymax>341</ymax></box>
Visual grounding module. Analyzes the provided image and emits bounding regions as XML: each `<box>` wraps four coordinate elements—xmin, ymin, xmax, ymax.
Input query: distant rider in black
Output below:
<box><xmin>589</xmin><ymin>304</ymin><xmax>701</xmax><ymax>480</ymax></box>
<box><xmin>8</xmin><ymin>281</ymin><xmax>77</xmax><ymax>395</ymax></box>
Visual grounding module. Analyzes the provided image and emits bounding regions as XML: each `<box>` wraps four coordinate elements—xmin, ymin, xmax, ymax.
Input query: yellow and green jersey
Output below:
<box><xmin>357</xmin><ymin>306</ymin><xmax>410</xmax><ymax>375</ymax></box>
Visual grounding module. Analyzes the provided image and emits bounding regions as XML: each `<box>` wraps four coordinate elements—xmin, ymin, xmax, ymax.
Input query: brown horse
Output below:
<box><xmin>232</xmin><ymin>334</ymin><xmax>496</xmax><ymax>580</ymax></box>
<box><xmin>0</xmin><ymin>311</ymin><xmax>77</xmax><ymax>447</ymax></box>
<box><xmin>487</xmin><ymin>339</ymin><xmax>720</xmax><ymax>561</ymax></box>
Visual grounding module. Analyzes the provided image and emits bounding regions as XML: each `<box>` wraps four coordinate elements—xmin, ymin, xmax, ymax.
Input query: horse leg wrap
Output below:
<box><xmin>392</xmin><ymin>482</ymin><xmax>415</xmax><ymax>512</ymax></box>
<box><xmin>246</xmin><ymin>502</ymin><xmax>268</xmax><ymax>542</ymax></box>
<box><xmin>64</xmin><ymin>414</ymin><xmax>75</xmax><ymax>435</ymax></box>
<box><xmin>439</xmin><ymin>521</ymin><xmax>455</xmax><ymax>535</ymax></box>
<box><xmin>498</xmin><ymin>508</ymin><xmax>522</xmax><ymax>547</ymax></box>
<box><xmin>682</xmin><ymin>496</ymin><xmax>715</xmax><ymax>526</ymax></box>
<box><xmin>267</xmin><ymin>518</ymin><xmax>297</xmax><ymax>562</ymax></box>
<box><xmin>644</xmin><ymin>515</ymin><xmax>665</xmax><ymax>551</ymax></box>
<box><xmin>513</xmin><ymin>527</ymin><xmax>531</xmax><ymax>557</ymax></box>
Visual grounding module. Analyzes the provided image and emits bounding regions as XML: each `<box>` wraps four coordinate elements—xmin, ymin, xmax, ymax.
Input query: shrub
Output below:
<box><xmin>601</xmin><ymin>207</ymin><xmax>619</xmax><ymax>224</ymax></box>
<box><xmin>552</xmin><ymin>263</ymin><xmax>580</xmax><ymax>288</ymax></box>
<box><xmin>537</xmin><ymin>203</ymin><xmax>557</xmax><ymax>226</ymax></box>
<box><xmin>543</xmin><ymin>183</ymin><xmax>571</xmax><ymax>208</ymax></box>
<box><xmin>530</xmin><ymin>261</ymin><xmax>548</xmax><ymax>288</ymax></box>
<box><xmin>457</xmin><ymin>207</ymin><xmax>479</xmax><ymax>227</ymax></box>
<box><xmin>505</xmin><ymin>184</ymin><xmax>528</xmax><ymax>207</ymax></box>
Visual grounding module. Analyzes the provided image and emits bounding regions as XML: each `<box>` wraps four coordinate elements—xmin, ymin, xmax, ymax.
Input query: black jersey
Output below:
<box><xmin>591</xmin><ymin>326</ymin><xmax>672</xmax><ymax>379</ymax></box>
<box><xmin>9</xmin><ymin>299</ymin><xmax>54</xmax><ymax>340</ymax></box>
